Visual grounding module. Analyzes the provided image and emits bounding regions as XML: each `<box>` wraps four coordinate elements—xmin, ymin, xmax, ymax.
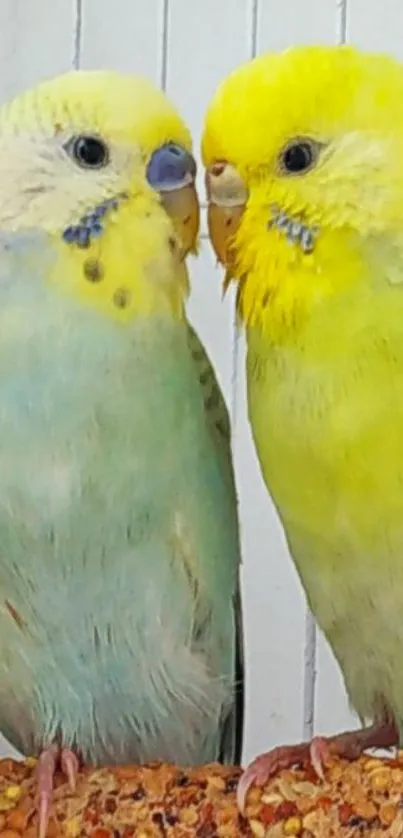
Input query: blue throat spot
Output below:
<box><xmin>62</xmin><ymin>192</ymin><xmax>128</xmax><ymax>249</ymax></box>
<box><xmin>267</xmin><ymin>204</ymin><xmax>319</xmax><ymax>254</ymax></box>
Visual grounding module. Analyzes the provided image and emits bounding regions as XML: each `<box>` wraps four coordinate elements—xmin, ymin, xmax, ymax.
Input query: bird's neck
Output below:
<box><xmin>237</xmin><ymin>228</ymin><xmax>403</xmax><ymax>353</ymax></box>
<box><xmin>0</xmin><ymin>274</ymin><xmax>189</xmax><ymax>391</ymax></box>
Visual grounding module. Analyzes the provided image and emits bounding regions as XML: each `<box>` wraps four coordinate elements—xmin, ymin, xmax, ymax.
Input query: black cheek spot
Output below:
<box><xmin>84</xmin><ymin>259</ymin><xmax>104</xmax><ymax>282</ymax></box>
<box><xmin>113</xmin><ymin>288</ymin><xmax>131</xmax><ymax>309</ymax></box>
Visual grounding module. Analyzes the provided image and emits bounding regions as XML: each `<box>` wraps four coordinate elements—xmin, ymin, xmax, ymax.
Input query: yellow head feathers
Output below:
<box><xmin>202</xmin><ymin>45</ymin><xmax>403</xmax><ymax>338</ymax></box>
<box><xmin>1</xmin><ymin>70</ymin><xmax>191</xmax><ymax>153</ymax></box>
<box><xmin>0</xmin><ymin>70</ymin><xmax>200</xmax><ymax>322</ymax></box>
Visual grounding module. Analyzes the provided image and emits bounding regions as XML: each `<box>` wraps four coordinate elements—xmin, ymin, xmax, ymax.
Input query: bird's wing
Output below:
<box><xmin>186</xmin><ymin>320</ymin><xmax>244</xmax><ymax>764</ymax></box>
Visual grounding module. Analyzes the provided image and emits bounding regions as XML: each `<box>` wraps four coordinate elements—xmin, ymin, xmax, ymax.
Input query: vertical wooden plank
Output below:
<box><xmin>165</xmin><ymin>0</ymin><xmax>251</xmax><ymax>154</ymax></box>
<box><xmin>348</xmin><ymin>0</ymin><xmax>403</xmax><ymax>60</ymax></box>
<box><xmin>256</xmin><ymin>0</ymin><xmax>337</xmax><ymax>52</ymax></box>
<box><xmin>80</xmin><ymin>0</ymin><xmax>163</xmax><ymax>81</ymax></box>
<box><xmin>315</xmin><ymin>632</ymin><xmax>359</xmax><ymax>737</ymax></box>
<box><xmin>0</xmin><ymin>0</ymin><xmax>75</xmax><ymax>102</ymax></box>
<box><xmin>336</xmin><ymin>0</ymin><xmax>348</xmax><ymax>45</ymax></box>
<box><xmin>0</xmin><ymin>0</ymin><xmax>75</xmax><ymax>758</ymax></box>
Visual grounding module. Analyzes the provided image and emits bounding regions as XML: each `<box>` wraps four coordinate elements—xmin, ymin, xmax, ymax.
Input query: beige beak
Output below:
<box><xmin>160</xmin><ymin>183</ymin><xmax>200</xmax><ymax>256</ymax></box>
<box><xmin>205</xmin><ymin>162</ymin><xmax>248</xmax><ymax>268</ymax></box>
<box><xmin>146</xmin><ymin>144</ymin><xmax>200</xmax><ymax>257</ymax></box>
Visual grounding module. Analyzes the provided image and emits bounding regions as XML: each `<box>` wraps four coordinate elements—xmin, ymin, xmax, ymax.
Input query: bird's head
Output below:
<box><xmin>202</xmin><ymin>45</ymin><xmax>403</xmax><ymax>340</ymax></box>
<box><xmin>0</xmin><ymin>70</ymin><xmax>199</xmax><ymax>321</ymax></box>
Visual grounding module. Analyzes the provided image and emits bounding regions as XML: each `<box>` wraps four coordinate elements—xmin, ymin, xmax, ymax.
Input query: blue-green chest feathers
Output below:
<box><xmin>0</xmin><ymin>237</ymin><xmax>243</xmax><ymax>765</ymax></box>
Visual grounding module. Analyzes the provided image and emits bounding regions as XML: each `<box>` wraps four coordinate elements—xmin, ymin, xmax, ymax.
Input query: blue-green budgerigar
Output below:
<box><xmin>0</xmin><ymin>70</ymin><xmax>244</xmax><ymax>835</ymax></box>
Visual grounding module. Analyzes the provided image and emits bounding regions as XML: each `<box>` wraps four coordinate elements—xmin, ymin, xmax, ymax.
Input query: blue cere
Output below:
<box><xmin>146</xmin><ymin>144</ymin><xmax>196</xmax><ymax>191</ymax></box>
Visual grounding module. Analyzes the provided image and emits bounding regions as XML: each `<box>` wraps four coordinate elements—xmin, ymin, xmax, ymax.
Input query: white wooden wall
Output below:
<box><xmin>0</xmin><ymin>0</ymin><xmax>402</xmax><ymax>764</ymax></box>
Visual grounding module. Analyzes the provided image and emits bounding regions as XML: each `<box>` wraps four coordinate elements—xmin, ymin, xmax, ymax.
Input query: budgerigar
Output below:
<box><xmin>0</xmin><ymin>70</ymin><xmax>244</xmax><ymax>835</ymax></box>
<box><xmin>202</xmin><ymin>44</ymin><xmax>403</xmax><ymax>809</ymax></box>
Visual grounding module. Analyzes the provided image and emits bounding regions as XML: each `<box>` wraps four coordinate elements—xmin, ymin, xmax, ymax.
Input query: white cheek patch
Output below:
<box><xmin>0</xmin><ymin>132</ymin><xmax>134</xmax><ymax>234</ymax></box>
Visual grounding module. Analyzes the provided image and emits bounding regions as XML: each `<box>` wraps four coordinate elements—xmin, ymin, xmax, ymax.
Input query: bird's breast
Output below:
<box><xmin>0</xmin><ymin>286</ymin><xmax>227</xmax><ymax>760</ymax></box>
<box><xmin>0</xmin><ymin>278</ymin><xmax>197</xmax><ymax>559</ymax></box>
<box><xmin>246</xmin><ymin>314</ymin><xmax>403</xmax><ymax>562</ymax></box>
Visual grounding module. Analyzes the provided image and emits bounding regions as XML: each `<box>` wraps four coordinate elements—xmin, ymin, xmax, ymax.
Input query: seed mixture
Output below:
<box><xmin>1</xmin><ymin>752</ymin><xmax>403</xmax><ymax>836</ymax></box>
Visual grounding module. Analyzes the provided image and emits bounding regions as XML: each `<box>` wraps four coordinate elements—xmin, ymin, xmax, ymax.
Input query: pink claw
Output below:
<box><xmin>60</xmin><ymin>749</ymin><xmax>79</xmax><ymax>792</ymax></box>
<box><xmin>36</xmin><ymin>746</ymin><xmax>80</xmax><ymax>838</ymax></box>
<box><xmin>236</xmin><ymin>742</ymin><xmax>311</xmax><ymax>814</ymax></box>
<box><xmin>236</xmin><ymin>739</ymin><xmax>330</xmax><ymax>814</ymax></box>
<box><xmin>309</xmin><ymin>736</ymin><xmax>331</xmax><ymax>782</ymax></box>
<box><xmin>237</xmin><ymin>718</ymin><xmax>400</xmax><ymax>814</ymax></box>
<box><xmin>36</xmin><ymin>745</ymin><xmax>58</xmax><ymax>838</ymax></box>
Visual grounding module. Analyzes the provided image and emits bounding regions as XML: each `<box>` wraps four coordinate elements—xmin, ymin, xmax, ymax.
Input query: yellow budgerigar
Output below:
<box><xmin>0</xmin><ymin>71</ymin><xmax>245</xmax><ymax>835</ymax></box>
<box><xmin>202</xmin><ymin>44</ymin><xmax>403</xmax><ymax>808</ymax></box>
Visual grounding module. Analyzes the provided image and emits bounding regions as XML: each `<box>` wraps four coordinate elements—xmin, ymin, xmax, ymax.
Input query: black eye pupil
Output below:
<box><xmin>283</xmin><ymin>142</ymin><xmax>313</xmax><ymax>174</ymax></box>
<box><xmin>72</xmin><ymin>136</ymin><xmax>108</xmax><ymax>168</ymax></box>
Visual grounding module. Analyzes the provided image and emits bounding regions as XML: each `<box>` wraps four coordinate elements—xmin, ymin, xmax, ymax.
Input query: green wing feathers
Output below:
<box><xmin>186</xmin><ymin>321</ymin><xmax>244</xmax><ymax>764</ymax></box>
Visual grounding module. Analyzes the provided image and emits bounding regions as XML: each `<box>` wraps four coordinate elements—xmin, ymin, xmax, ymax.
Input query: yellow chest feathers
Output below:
<box><xmin>245</xmin><ymin>289</ymin><xmax>403</xmax><ymax>550</ymax></box>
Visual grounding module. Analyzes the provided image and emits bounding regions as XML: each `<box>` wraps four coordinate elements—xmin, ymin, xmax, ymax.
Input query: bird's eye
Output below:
<box><xmin>279</xmin><ymin>139</ymin><xmax>319</xmax><ymax>175</ymax></box>
<box><xmin>66</xmin><ymin>135</ymin><xmax>109</xmax><ymax>169</ymax></box>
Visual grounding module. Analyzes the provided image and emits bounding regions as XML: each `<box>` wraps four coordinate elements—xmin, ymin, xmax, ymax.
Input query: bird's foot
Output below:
<box><xmin>35</xmin><ymin>745</ymin><xmax>80</xmax><ymax>838</ymax></box>
<box><xmin>237</xmin><ymin>741</ymin><xmax>317</xmax><ymax>814</ymax></box>
<box><xmin>237</xmin><ymin>717</ymin><xmax>399</xmax><ymax>813</ymax></box>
